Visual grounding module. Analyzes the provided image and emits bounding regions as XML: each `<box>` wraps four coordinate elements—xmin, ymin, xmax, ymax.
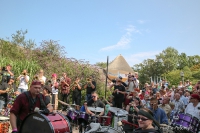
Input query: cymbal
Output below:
<box><xmin>97</xmin><ymin>115</ymin><xmax>111</xmax><ymax>118</ymax></box>
<box><xmin>70</xmin><ymin>103</ymin><xmax>80</xmax><ymax>107</ymax></box>
<box><xmin>87</xmin><ymin>107</ymin><xmax>104</xmax><ymax>112</ymax></box>
<box><xmin>109</xmin><ymin>107</ymin><xmax>128</xmax><ymax>115</ymax></box>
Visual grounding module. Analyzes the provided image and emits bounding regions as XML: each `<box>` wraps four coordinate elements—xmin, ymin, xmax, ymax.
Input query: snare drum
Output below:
<box><xmin>19</xmin><ymin>112</ymin><xmax>71</xmax><ymax>133</ymax></box>
<box><xmin>67</xmin><ymin>108</ymin><xmax>79</xmax><ymax>121</ymax></box>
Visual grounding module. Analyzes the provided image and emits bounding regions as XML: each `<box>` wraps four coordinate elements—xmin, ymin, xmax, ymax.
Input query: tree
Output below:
<box><xmin>95</xmin><ymin>62</ymin><xmax>107</xmax><ymax>68</ymax></box>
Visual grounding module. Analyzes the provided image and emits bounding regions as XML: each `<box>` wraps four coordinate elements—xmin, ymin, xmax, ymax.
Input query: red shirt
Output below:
<box><xmin>10</xmin><ymin>92</ymin><xmax>44</xmax><ymax>121</ymax></box>
<box><xmin>61</xmin><ymin>77</ymin><xmax>71</xmax><ymax>88</ymax></box>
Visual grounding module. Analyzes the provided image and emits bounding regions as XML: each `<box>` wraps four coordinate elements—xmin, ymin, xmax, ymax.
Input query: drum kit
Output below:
<box><xmin>171</xmin><ymin>113</ymin><xmax>200</xmax><ymax>133</ymax></box>
<box><xmin>58</xmin><ymin>100</ymin><xmax>132</xmax><ymax>133</ymax></box>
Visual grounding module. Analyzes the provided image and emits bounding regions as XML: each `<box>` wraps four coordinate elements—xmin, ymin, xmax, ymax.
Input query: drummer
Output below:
<box><xmin>87</xmin><ymin>91</ymin><xmax>104</xmax><ymax>108</ymax></box>
<box><xmin>10</xmin><ymin>80</ymin><xmax>53</xmax><ymax>132</ymax></box>
<box><xmin>80</xmin><ymin>101</ymin><xmax>95</xmax><ymax>116</ymax></box>
<box><xmin>185</xmin><ymin>94</ymin><xmax>200</xmax><ymax>120</ymax></box>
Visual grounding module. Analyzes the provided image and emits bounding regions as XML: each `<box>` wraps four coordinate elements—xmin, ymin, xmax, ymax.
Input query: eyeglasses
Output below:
<box><xmin>136</xmin><ymin>116</ymin><xmax>149</xmax><ymax>121</ymax></box>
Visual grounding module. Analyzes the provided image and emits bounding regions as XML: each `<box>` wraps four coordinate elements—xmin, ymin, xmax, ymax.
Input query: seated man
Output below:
<box><xmin>158</xmin><ymin>97</ymin><xmax>171</xmax><ymax>118</ymax></box>
<box><xmin>10</xmin><ymin>80</ymin><xmax>53</xmax><ymax>133</ymax></box>
<box><xmin>87</xmin><ymin>91</ymin><xmax>104</xmax><ymax>108</ymax></box>
<box><xmin>149</xmin><ymin>97</ymin><xmax>169</xmax><ymax>125</ymax></box>
<box><xmin>80</xmin><ymin>101</ymin><xmax>95</xmax><ymax>116</ymax></box>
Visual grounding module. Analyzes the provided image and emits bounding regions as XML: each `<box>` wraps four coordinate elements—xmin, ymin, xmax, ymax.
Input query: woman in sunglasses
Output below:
<box><xmin>134</xmin><ymin>108</ymin><xmax>162</xmax><ymax>133</ymax></box>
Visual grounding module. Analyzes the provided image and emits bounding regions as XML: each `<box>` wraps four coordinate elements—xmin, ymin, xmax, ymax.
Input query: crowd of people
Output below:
<box><xmin>0</xmin><ymin>64</ymin><xmax>200</xmax><ymax>133</ymax></box>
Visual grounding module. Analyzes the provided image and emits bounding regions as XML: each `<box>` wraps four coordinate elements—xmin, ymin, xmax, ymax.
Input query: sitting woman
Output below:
<box><xmin>134</xmin><ymin>108</ymin><xmax>162</xmax><ymax>133</ymax></box>
<box><xmin>98</xmin><ymin>104</ymin><xmax>113</xmax><ymax>126</ymax></box>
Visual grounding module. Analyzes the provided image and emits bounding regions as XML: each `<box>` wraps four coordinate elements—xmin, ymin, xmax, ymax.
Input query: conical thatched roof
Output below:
<box><xmin>106</xmin><ymin>54</ymin><xmax>134</xmax><ymax>74</ymax></box>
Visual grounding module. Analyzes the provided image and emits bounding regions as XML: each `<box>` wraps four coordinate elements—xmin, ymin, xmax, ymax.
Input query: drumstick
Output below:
<box><xmin>58</xmin><ymin>100</ymin><xmax>70</xmax><ymax>106</ymax></box>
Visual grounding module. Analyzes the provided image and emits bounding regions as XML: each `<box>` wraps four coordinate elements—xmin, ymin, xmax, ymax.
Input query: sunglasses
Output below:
<box><xmin>136</xmin><ymin>116</ymin><xmax>149</xmax><ymax>121</ymax></box>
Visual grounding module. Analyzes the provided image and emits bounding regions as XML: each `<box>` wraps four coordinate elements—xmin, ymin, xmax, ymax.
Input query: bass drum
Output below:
<box><xmin>19</xmin><ymin>112</ymin><xmax>72</xmax><ymax>133</ymax></box>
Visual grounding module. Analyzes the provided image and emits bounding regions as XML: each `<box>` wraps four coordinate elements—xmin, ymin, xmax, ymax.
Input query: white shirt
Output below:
<box><xmin>39</xmin><ymin>76</ymin><xmax>46</xmax><ymax>84</ymax></box>
<box><xmin>18</xmin><ymin>75</ymin><xmax>30</xmax><ymax>90</ymax></box>
<box><xmin>185</xmin><ymin>102</ymin><xmax>200</xmax><ymax>120</ymax></box>
<box><xmin>125</xmin><ymin>81</ymin><xmax>134</xmax><ymax>92</ymax></box>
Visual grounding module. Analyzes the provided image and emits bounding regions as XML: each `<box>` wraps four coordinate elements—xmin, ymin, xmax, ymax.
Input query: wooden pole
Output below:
<box><xmin>105</xmin><ymin>56</ymin><xmax>109</xmax><ymax>98</ymax></box>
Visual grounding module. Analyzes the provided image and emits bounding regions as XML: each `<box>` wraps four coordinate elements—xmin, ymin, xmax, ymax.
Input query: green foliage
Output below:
<box><xmin>95</xmin><ymin>62</ymin><xmax>107</xmax><ymax>68</ymax></box>
<box><xmin>0</xmin><ymin>30</ymin><xmax>107</xmax><ymax>105</ymax></box>
<box><xmin>133</xmin><ymin>46</ymin><xmax>200</xmax><ymax>86</ymax></box>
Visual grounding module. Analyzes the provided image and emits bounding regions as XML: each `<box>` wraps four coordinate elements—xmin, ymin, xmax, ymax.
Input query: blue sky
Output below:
<box><xmin>1</xmin><ymin>0</ymin><xmax>200</xmax><ymax>67</ymax></box>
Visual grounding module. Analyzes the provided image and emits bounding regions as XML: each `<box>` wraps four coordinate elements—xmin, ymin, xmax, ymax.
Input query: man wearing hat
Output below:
<box><xmin>185</xmin><ymin>94</ymin><xmax>200</xmax><ymax>120</ymax></box>
<box><xmin>10</xmin><ymin>80</ymin><xmax>53</xmax><ymax>133</ymax></box>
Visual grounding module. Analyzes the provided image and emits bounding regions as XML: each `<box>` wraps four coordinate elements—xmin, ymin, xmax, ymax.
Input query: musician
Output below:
<box><xmin>185</xmin><ymin>94</ymin><xmax>200</xmax><ymax>120</ymax></box>
<box><xmin>42</xmin><ymin>85</ymin><xmax>52</xmax><ymax>105</ymax></box>
<box><xmin>37</xmin><ymin>69</ymin><xmax>46</xmax><ymax>85</ymax></box>
<box><xmin>110</xmin><ymin>78</ymin><xmax>126</xmax><ymax>108</ymax></box>
<box><xmin>72</xmin><ymin>77</ymin><xmax>82</xmax><ymax>106</ymax></box>
<box><xmin>0</xmin><ymin>64</ymin><xmax>14</xmax><ymax>84</ymax></box>
<box><xmin>51</xmin><ymin>73</ymin><xmax>59</xmax><ymax>110</ymax></box>
<box><xmin>87</xmin><ymin>91</ymin><xmax>104</xmax><ymax>108</ymax></box>
<box><xmin>149</xmin><ymin>97</ymin><xmax>168</xmax><ymax>125</ymax></box>
<box><xmin>0</xmin><ymin>77</ymin><xmax>16</xmax><ymax>110</ymax></box>
<box><xmin>134</xmin><ymin>108</ymin><xmax>161</xmax><ymax>133</ymax></box>
<box><xmin>80</xmin><ymin>101</ymin><xmax>95</xmax><ymax>115</ymax></box>
<box><xmin>17</xmin><ymin>69</ymin><xmax>29</xmax><ymax>93</ymax></box>
<box><xmin>60</xmin><ymin>73</ymin><xmax>71</xmax><ymax>103</ymax></box>
<box><xmin>84</xmin><ymin>75</ymin><xmax>96</xmax><ymax>101</ymax></box>
<box><xmin>10</xmin><ymin>80</ymin><xmax>53</xmax><ymax>133</ymax></box>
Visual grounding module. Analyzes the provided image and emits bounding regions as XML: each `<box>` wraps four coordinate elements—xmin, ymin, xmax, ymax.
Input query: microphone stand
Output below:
<box><xmin>117</xmin><ymin>110</ymin><xmax>119</xmax><ymax>130</ymax></box>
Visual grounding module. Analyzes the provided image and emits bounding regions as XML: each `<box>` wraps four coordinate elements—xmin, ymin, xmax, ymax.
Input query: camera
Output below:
<box><xmin>1</xmin><ymin>67</ymin><xmax>6</xmax><ymax>71</ymax></box>
<box><xmin>198</xmin><ymin>107</ymin><xmax>200</xmax><ymax>110</ymax></box>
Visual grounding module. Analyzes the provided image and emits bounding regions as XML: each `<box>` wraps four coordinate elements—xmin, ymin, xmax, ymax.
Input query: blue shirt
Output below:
<box><xmin>80</xmin><ymin>106</ymin><xmax>86</xmax><ymax>112</ymax></box>
<box><xmin>149</xmin><ymin>107</ymin><xmax>169</xmax><ymax>124</ymax></box>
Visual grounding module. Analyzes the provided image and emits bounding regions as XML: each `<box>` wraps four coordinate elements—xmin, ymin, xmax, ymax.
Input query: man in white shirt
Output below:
<box><xmin>17</xmin><ymin>69</ymin><xmax>30</xmax><ymax>93</ymax></box>
<box><xmin>185</xmin><ymin>94</ymin><xmax>200</xmax><ymax>120</ymax></box>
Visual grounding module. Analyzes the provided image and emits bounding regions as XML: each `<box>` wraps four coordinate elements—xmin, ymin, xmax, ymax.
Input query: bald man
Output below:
<box><xmin>172</xmin><ymin>93</ymin><xmax>185</xmax><ymax>113</ymax></box>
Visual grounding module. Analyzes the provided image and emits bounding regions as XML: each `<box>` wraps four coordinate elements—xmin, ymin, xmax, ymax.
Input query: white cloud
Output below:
<box><xmin>137</xmin><ymin>20</ymin><xmax>146</xmax><ymax>24</ymax></box>
<box><xmin>125</xmin><ymin>51</ymin><xmax>161</xmax><ymax>66</ymax></box>
<box><xmin>99</xmin><ymin>25</ymin><xmax>140</xmax><ymax>51</ymax></box>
